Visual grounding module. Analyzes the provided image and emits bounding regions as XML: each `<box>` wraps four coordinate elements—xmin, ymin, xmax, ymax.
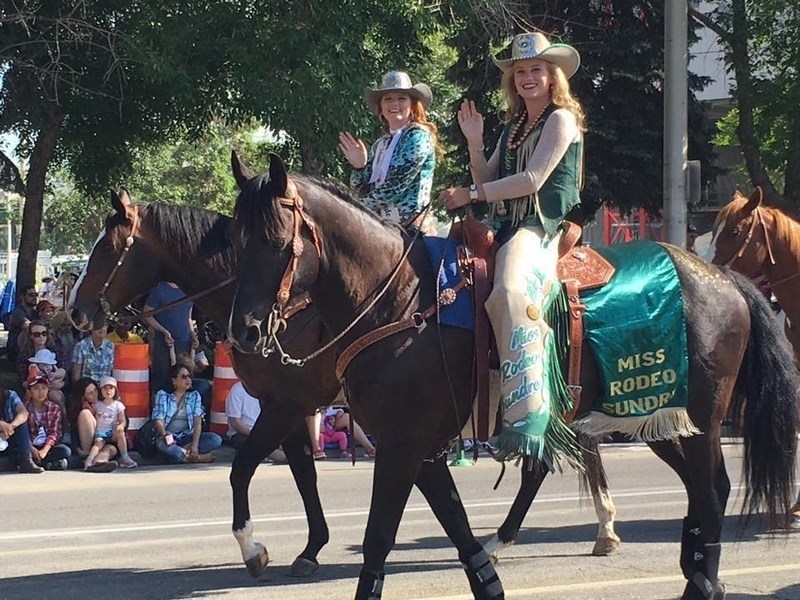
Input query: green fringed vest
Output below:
<box><xmin>495</xmin><ymin>108</ymin><xmax>583</xmax><ymax>238</ymax></box>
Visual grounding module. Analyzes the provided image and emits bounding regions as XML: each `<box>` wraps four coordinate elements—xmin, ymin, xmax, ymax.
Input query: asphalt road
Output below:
<box><xmin>2</xmin><ymin>443</ymin><xmax>799</xmax><ymax>600</ymax></box>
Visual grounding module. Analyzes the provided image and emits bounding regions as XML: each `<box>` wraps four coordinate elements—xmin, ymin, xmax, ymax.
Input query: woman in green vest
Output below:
<box><xmin>440</xmin><ymin>31</ymin><xmax>585</xmax><ymax>462</ymax></box>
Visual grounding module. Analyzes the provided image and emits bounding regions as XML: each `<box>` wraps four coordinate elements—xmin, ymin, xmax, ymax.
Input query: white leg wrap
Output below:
<box><xmin>233</xmin><ymin>520</ymin><xmax>264</xmax><ymax>562</ymax></box>
<box><xmin>484</xmin><ymin>534</ymin><xmax>514</xmax><ymax>563</ymax></box>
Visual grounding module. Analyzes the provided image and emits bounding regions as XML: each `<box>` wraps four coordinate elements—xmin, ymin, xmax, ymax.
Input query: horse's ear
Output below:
<box><xmin>268</xmin><ymin>153</ymin><xmax>291</xmax><ymax>197</ymax></box>
<box><xmin>231</xmin><ymin>150</ymin><xmax>254</xmax><ymax>190</ymax></box>
<box><xmin>744</xmin><ymin>186</ymin><xmax>764</xmax><ymax>212</ymax></box>
<box><xmin>110</xmin><ymin>188</ymin><xmax>135</xmax><ymax>221</ymax></box>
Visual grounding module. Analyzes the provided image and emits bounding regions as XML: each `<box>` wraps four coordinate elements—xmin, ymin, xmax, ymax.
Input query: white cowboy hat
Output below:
<box><xmin>29</xmin><ymin>348</ymin><xmax>57</xmax><ymax>365</ymax></box>
<box><xmin>364</xmin><ymin>71</ymin><xmax>432</xmax><ymax>116</ymax></box>
<box><xmin>493</xmin><ymin>32</ymin><xmax>580</xmax><ymax>79</ymax></box>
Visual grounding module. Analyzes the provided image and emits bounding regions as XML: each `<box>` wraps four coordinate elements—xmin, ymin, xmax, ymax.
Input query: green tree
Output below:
<box><xmin>1</xmin><ymin>1</ymin><xmax>448</xmax><ymax>289</ymax></box>
<box><xmin>691</xmin><ymin>1</ymin><xmax>800</xmax><ymax>210</ymax></box>
<box><xmin>40</xmin><ymin>122</ymin><xmax>281</xmax><ymax>254</ymax></box>
<box><xmin>1</xmin><ymin>2</ymin><xmax>257</xmax><ymax>288</ymax></box>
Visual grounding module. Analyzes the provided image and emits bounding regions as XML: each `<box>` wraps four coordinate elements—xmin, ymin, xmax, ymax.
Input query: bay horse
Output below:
<box><xmin>65</xmin><ymin>192</ymin><xmax>620</xmax><ymax>581</ymax></box>
<box><xmin>228</xmin><ymin>153</ymin><xmax>798</xmax><ymax>600</ymax></box>
<box><xmin>707</xmin><ymin>187</ymin><xmax>800</xmax><ymax>361</ymax></box>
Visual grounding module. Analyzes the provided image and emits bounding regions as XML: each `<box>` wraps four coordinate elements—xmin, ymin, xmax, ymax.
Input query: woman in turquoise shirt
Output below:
<box><xmin>339</xmin><ymin>71</ymin><xmax>439</xmax><ymax>224</ymax></box>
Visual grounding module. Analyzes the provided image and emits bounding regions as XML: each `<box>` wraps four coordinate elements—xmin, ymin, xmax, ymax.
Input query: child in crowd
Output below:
<box><xmin>319</xmin><ymin>408</ymin><xmax>351</xmax><ymax>459</ymax></box>
<box><xmin>84</xmin><ymin>376</ymin><xmax>138</xmax><ymax>470</ymax></box>
<box><xmin>24</xmin><ymin>373</ymin><xmax>72</xmax><ymax>470</ymax></box>
<box><xmin>28</xmin><ymin>348</ymin><xmax>67</xmax><ymax>409</ymax></box>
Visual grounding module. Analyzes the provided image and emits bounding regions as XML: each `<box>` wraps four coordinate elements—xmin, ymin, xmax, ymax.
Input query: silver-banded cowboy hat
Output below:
<box><xmin>493</xmin><ymin>32</ymin><xmax>580</xmax><ymax>79</ymax></box>
<box><xmin>364</xmin><ymin>71</ymin><xmax>432</xmax><ymax>116</ymax></box>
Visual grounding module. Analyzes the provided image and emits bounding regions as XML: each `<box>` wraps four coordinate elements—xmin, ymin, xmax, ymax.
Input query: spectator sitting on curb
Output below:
<box><xmin>69</xmin><ymin>377</ymin><xmax>117</xmax><ymax>472</ymax></box>
<box><xmin>24</xmin><ymin>373</ymin><xmax>72</xmax><ymax>470</ymax></box>
<box><xmin>0</xmin><ymin>383</ymin><xmax>43</xmax><ymax>473</ymax></box>
<box><xmin>151</xmin><ymin>363</ymin><xmax>222</xmax><ymax>464</ymax></box>
<box><xmin>325</xmin><ymin>406</ymin><xmax>376</xmax><ymax>458</ymax></box>
<box><xmin>72</xmin><ymin>321</ymin><xmax>115</xmax><ymax>382</ymax></box>
<box><xmin>224</xmin><ymin>381</ymin><xmax>286</xmax><ymax>463</ymax></box>
<box><xmin>84</xmin><ymin>376</ymin><xmax>136</xmax><ymax>471</ymax></box>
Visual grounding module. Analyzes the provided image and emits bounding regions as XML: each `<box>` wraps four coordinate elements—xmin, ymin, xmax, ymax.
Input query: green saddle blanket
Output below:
<box><xmin>576</xmin><ymin>241</ymin><xmax>698</xmax><ymax>440</ymax></box>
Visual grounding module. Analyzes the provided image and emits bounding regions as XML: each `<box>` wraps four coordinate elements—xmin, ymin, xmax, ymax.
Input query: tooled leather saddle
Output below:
<box><xmin>454</xmin><ymin>217</ymin><xmax>614</xmax><ymax>441</ymax></box>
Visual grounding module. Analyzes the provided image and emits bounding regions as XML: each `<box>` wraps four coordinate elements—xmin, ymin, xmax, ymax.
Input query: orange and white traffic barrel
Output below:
<box><xmin>211</xmin><ymin>341</ymin><xmax>238</xmax><ymax>436</ymax></box>
<box><xmin>112</xmin><ymin>343</ymin><xmax>150</xmax><ymax>442</ymax></box>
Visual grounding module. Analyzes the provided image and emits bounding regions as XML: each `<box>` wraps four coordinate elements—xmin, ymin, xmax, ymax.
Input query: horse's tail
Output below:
<box><xmin>727</xmin><ymin>268</ymin><xmax>798</xmax><ymax>527</ymax></box>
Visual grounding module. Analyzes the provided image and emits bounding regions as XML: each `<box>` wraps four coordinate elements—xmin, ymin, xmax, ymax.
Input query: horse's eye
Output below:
<box><xmin>732</xmin><ymin>227</ymin><xmax>740</xmax><ymax>236</ymax></box>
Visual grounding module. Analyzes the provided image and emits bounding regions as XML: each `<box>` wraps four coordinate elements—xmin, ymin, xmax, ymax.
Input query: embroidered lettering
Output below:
<box><xmin>509</xmin><ymin>326</ymin><xmax>540</xmax><ymax>352</ymax></box>
<box><xmin>499</xmin><ymin>349</ymin><xmax>541</xmax><ymax>384</ymax></box>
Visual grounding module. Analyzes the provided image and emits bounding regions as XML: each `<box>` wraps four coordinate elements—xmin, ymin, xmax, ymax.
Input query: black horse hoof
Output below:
<box><xmin>290</xmin><ymin>556</ymin><xmax>320</xmax><ymax>577</ymax></box>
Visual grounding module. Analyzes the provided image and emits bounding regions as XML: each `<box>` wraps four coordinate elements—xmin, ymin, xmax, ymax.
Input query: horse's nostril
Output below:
<box><xmin>244</xmin><ymin>325</ymin><xmax>261</xmax><ymax>347</ymax></box>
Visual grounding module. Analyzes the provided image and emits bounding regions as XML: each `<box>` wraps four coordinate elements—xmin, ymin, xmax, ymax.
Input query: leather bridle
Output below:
<box><xmin>723</xmin><ymin>206</ymin><xmax>776</xmax><ymax>269</ymax></box>
<box><xmin>723</xmin><ymin>206</ymin><xmax>800</xmax><ymax>290</ymax></box>
<box><xmin>96</xmin><ymin>205</ymin><xmax>141</xmax><ymax>321</ymax></box>
<box><xmin>262</xmin><ymin>192</ymin><xmax>435</xmax><ymax>369</ymax></box>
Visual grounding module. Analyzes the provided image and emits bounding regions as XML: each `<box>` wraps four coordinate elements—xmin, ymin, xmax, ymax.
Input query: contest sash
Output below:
<box><xmin>575</xmin><ymin>242</ymin><xmax>698</xmax><ymax>441</ymax></box>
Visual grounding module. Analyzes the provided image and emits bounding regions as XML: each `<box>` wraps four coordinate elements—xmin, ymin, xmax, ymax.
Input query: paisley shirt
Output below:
<box><xmin>350</xmin><ymin>124</ymin><xmax>435</xmax><ymax>221</ymax></box>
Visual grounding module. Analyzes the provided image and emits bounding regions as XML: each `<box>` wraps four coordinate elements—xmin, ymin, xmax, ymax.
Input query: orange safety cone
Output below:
<box><xmin>112</xmin><ymin>343</ymin><xmax>150</xmax><ymax>444</ymax></box>
<box><xmin>211</xmin><ymin>341</ymin><xmax>238</xmax><ymax>437</ymax></box>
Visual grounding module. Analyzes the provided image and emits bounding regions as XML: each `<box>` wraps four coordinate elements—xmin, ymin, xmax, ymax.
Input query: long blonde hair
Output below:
<box><xmin>379</xmin><ymin>97</ymin><xmax>444</xmax><ymax>157</ymax></box>
<box><xmin>501</xmin><ymin>62</ymin><xmax>586</xmax><ymax>131</ymax></box>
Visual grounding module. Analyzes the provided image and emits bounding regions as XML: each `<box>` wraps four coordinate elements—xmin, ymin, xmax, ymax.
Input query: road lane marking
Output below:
<box><xmin>2</xmin><ymin>483</ymin><xmax>761</xmax><ymax>541</ymax></box>
<box><xmin>411</xmin><ymin>563</ymin><xmax>800</xmax><ymax>599</ymax></box>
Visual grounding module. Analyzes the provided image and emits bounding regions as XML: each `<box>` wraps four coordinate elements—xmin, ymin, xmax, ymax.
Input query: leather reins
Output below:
<box><xmin>264</xmin><ymin>193</ymin><xmax>438</xmax><ymax>371</ymax></box>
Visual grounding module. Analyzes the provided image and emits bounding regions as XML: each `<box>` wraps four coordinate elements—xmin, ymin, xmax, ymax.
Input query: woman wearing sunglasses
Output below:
<box><xmin>151</xmin><ymin>362</ymin><xmax>222</xmax><ymax>464</ymax></box>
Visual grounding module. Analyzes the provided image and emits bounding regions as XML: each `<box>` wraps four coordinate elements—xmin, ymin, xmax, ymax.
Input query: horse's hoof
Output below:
<box><xmin>290</xmin><ymin>556</ymin><xmax>320</xmax><ymax>577</ymax></box>
<box><xmin>591</xmin><ymin>536</ymin><xmax>621</xmax><ymax>556</ymax></box>
<box><xmin>681</xmin><ymin>579</ymin><xmax>726</xmax><ymax>600</ymax></box>
<box><xmin>244</xmin><ymin>544</ymin><xmax>270</xmax><ymax>578</ymax></box>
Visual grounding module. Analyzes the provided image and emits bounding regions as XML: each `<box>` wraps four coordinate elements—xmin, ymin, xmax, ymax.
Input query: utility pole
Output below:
<box><xmin>664</xmin><ymin>0</ymin><xmax>688</xmax><ymax>248</ymax></box>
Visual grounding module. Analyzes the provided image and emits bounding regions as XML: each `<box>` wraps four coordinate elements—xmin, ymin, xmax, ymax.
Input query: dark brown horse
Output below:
<box><xmin>67</xmin><ymin>192</ymin><xmax>339</xmax><ymax>578</ymax></box>
<box><xmin>66</xmin><ymin>192</ymin><xmax>619</xmax><ymax>584</ymax></box>
<box><xmin>228</xmin><ymin>154</ymin><xmax>798</xmax><ymax>600</ymax></box>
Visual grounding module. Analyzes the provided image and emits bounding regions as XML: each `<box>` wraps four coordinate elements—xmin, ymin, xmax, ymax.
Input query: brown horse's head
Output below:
<box><xmin>707</xmin><ymin>187</ymin><xmax>771</xmax><ymax>276</ymax></box>
<box><xmin>229</xmin><ymin>152</ymin><xmax>319</xmax><ymax>354</ymax></box>
<box><xmin>67</xmin><ymin>189</ymin><xmax>155</xmax><ymax>330</ymax></box>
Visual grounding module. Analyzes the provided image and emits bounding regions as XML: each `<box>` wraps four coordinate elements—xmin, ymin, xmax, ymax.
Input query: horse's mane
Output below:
<box><xmin>233</xmin><ymin>171</ymin><xmax>399</xmax><ymax>246</ymax></box>
<box><xmin>142</xmin><ymin>203</ymin><xmax>237</xmax><ymax>272</ymax></box>
<box><xmin>719</xmin><ymin>191</ymin><xmax>800</xmax><ymax>259</ymax></box>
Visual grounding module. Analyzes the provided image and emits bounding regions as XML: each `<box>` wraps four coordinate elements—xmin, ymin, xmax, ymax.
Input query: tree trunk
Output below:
<box><xmin>729</xmin><ymin>0</ymin><xmax>784</xmax><ymax>208</ymax></box>
<box><xmin>299</xmin><ymin>140</ymin><xmax>323</xmax><ymax>176</ymax></box>
<box><xmin>16</xmin><ymin>104</ymin><xmax>64</xmax><ymax>290</ymax></box>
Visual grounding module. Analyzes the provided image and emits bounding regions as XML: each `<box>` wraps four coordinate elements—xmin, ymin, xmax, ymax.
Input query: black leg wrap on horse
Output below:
<box><xmin>355</xmin><ymin>569</ymin><xmax>384</xmax><ymax>600</ymax></box>
<box><xmin>681</xmin><ymin>543</ymin><xmax>726</xmax><ymax>600</ymax></box>
<box><xmin>680</xmin><ymin>517</ymin><xmax>703</xmax><ymax>579</ymax></box>
<box><xmin>461</xmin><ymin>546</ymin><xmax>505</xmax><ymax>599</ymax></box>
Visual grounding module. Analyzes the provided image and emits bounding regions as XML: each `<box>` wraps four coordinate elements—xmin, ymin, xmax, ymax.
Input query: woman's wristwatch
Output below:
<box><xmin>469</xmin><ymin>184</ymin><xmax>480</xmax><ymax>203</ymax></box>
